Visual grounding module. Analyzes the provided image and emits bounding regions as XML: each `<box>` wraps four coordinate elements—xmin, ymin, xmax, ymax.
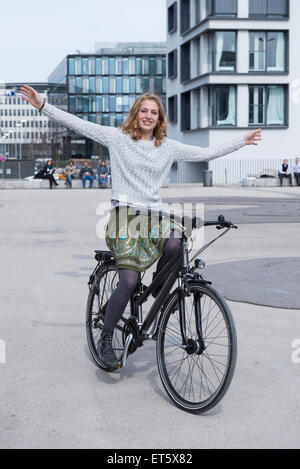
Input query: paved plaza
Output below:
<box><xmin>0</xmin><ymin>184</ymin><xmax>300</xmax><ymax>449</ymax></box>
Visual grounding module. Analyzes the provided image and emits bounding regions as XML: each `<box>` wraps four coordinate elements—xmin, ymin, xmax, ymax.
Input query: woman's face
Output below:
<box><xmin>137</xmin><ymin>99</ymin><xmax>159</xmax><ymax>134</ymax></box>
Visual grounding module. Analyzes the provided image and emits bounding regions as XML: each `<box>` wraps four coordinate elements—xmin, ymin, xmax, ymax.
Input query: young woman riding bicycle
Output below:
<box><xmin>19</xmin><ymin>84</ymin><xmax>262</xmax><ymax>369</ymax></box>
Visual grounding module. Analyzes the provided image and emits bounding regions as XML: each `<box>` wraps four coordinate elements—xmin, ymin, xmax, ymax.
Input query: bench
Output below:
<box><xmin>0</xmin><ymin>178</ymin><xmax>111</xmax><ymax>189</ymax></box>
<box><xmin>242</xmin><ymin>176</ymin><xmax>296</xmax><ymax>187</ymax></box>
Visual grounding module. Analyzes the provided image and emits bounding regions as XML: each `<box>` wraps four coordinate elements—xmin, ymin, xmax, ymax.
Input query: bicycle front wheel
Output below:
<box><xmin>156</xmin><ymin>282</ymin><xmax>237</xmax><ymax>413</ymax></box>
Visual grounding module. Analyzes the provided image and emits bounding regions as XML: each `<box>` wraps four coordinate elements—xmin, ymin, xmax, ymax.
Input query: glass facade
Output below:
<box><xmin>66</xmin><ymin>53</ymin><xmax>166</xmax><ymax>155</ymax></box>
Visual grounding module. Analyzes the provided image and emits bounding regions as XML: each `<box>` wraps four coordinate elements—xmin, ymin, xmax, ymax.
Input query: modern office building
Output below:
<box><xmin>48</xmin><ymin>42</ymin><xmax>167</xmax><ymax>158</ymax></box>
<box><xmin>167</xmin><ymin>0</ymin><xmax>298</xmax><ymax>182</ymax></box>
<box><xmin>0</xmin><ymin>82</ymin><xmax>66</xmax><ymax>160</ymax></box>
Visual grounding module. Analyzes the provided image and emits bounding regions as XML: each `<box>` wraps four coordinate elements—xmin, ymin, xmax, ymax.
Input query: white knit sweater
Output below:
<box><xmin>41</xmin><ymin>103</ymin><xmax>245</xmax><ymax>209</ymax></box>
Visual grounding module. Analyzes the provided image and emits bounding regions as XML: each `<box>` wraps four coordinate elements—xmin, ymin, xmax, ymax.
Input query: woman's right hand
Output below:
<box><xmin>19</xmin><ymin>85</ymin><xmax>44</xmax><ymax>110</ymax></box>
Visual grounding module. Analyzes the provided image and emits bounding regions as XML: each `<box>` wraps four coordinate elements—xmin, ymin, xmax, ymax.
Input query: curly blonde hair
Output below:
<box><xmin>121</xmin><ymin>93</ymin><xmax>167</xmax><ymax>147</ymax></box>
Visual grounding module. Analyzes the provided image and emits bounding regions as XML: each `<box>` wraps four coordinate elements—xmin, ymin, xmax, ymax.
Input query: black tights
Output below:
<box><xmin>103</xmin><ymin>231</ymin><xmax>182</xmax><ymax>333</ymax></box>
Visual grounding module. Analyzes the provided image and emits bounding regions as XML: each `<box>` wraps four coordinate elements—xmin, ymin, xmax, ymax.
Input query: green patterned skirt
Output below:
<box><xmin>105</xmin><ymin>206</ymin><xmax>183</xmax><ymax>272</ymax></box>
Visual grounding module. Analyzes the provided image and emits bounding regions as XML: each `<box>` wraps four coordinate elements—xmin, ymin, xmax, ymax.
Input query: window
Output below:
<box><xmin>129</xmin><ymin>77</ymin><xmax>136</xmax><ymax>94</ymax></box>
<box><xmin>96</xmin><ymin>58</ymin><xmax>102</xmax><ymax>75</ymax></box>
<box><xmin>207</xmin><ymin>0</ymin><xmax>237</xmax><ymax>17</ymax></box>
<box><xmin>168</xmin><ymin>50</ymin><xmax>178</xmax><ymax>78</ymax></box>
<box><xmin>69</xmin><ymin>58</ymin><xmax>75</xmax><ymax>75</ymax></box>
<box><xmin>89</xmin><ymin>77</ymin><xmax>96</xmax><ymax>93</ymax></box>
<box><xmin>123</xmin><ymin>58</ymin><xmax>129</xmax><ymax>75</ymax></box>
<box><xmin>116</xmin><ymin>58</ymin><xmax>123</xmax><ymax>75</ymax></box>
<box><xmin>181</xmin><ymin>0</ymin><xmax>190</xmax><ymax>33</ymax></box>
<box><xmin>249</xmin><ymin>85</ymin><xmax>286</xmax><ymax>125</ymax></box>
<box><xmin>123</xmin><ymin>77</ymin><xmax>129</xmax><ymax>94</ymax></box>
<box><xmin>69</xmin><ymin>96</ymin><xmax>76</xmax><ymax>113</ymax></box>
<box><xmin>136</xmin><ymin>77</ymin><xmax>142</xmax><ymax>93</ymax></box>
<box><xmin>82</xmin><ymin>58</ymin><xmax>89</xmax><ymax>75</ymax></box>
<box><xmin>89</xmin><ymin>96</ymin><xmax>96</xmax><ymax>112</ymax></box>
<box><xmin>75</xmin><ymin>58</ymin><xmax>82</xmax><ymax>75</ymax></box>
<box><xmin>168</xmin><ymin>2</ymin><xmax>177</xmax><ymax>33</ymax></box>
<box><xmin>68</xmin><ymin>78</ymin><xmax>75</xmax><ymax>93</ymax></box>
<box><xmin>195</xmin><ymin>0</ymin><xmax>201</xmax><ymax>24</ymax></box>
<box><xmin>96</xmin><ymin>77</ymin><xmax>102</xmax><ymax>93</ymax></box>
<box><xmin>168</xmin><ymin>95</ymin><xmax>178</xmax><ymax>123</ymax></box>
<box><xmin>123</xmin><ymin>96</ymin><xmax>130</xmax><ymax>112</ymax></box>
<box><xmin>156</xmin><ymin>58</ymin><xmax>162</xmax><ymax>74</ymax></box>
<box><xmin>102</xmin><ymin>77</ymin><xmax>109</xmax><ymax>93</ymax></box>
<box><xmin>249</xmin><ymin>32</ymin><xmax>286</xmax><ymax>72</ymax></box>
<box><xmin>116</xmin><ymin>77</ymin><xmax>123</xmax><ymax>93</ymax></box>
<box><xmin>89</xmin><ymin>58</ymin><xmax>95</xmax><ymax>75</ymax></box>
<box><xmin>129</xmin><ymin>58</ymin><xmax>136</xmax><ymax>75</ymax></box>
<box><xmin>75</xmin><ymin>77</ymin><xmax>82</xmax><ymax>94</ymax></box>
<box><xmin>249</xmin><ymin>0</ymin><xmax>289</xmax><ymax>18</ymax></box>
<box><xmin>109</xmin><ymin>96</ymin><xmax>116</xmax><ymax>113</ymax></box>
<box><xmin>181</xmin><ymin>91</ymin><xmax>190</xmax><ymax>131</ymax></box>
<box><xmin>96</xmin><ymin>96</ymin><xmax>102</xmax><ymax>112</ymax></box>
<box><xmin>149</xmin><ymin>58</ymin><xmax>156</xmax><ymax>74</ymax></box>
<box><xmin>109</xmin><ymin>58</ymin><xmax>115</xmax><ymax>75</ymax></box>
<box><xmin>181</xmin><ymin>42</ymin><xmax>190</xmax><ymax>82</ymax></box>
<box><xmin>155</xmin><ymin>77</ymin><xmax>163</xmax><ymax>94</ymax></box>
<box><xmin>209</xmin><ymin>85</ymin><xmax>236</xmax><ymax>126</ymax></box>
<box><xmin>142</xmin><ymin>58</ymin><xmax>149</xmax><ymax>75</ymax></box>
<box><xmin>109</xmin><ymin>77</ymin><xmax>116</xmax><ymax>94</ymax></box>
<box><xmin>209</xmin><ymin>31</ymin><xmax>236</xmax><ymax>72</ymax></box>
<box><xmin>102</xmin><ymin>58</ymin><xmax>109</xmax><ymax>75</ymax></box>
<box><xmin>82</xmin><ymin>77</ymin><xmax>89</xmax><ymax>93</ymax></box>
<box><xmin>136</xmin><ymin>58</ymin><xmax>142</xmax><ymax>75</ymax></box>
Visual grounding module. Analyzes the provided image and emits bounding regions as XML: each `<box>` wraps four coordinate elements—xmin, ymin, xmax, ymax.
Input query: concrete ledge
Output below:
<box><xmin>0</xmin><ymin>179</ymin><xmax>111</xmax><ymax>189</ymax></box>
<box><xmin>242</xmin><ymin>177</ymin><xmax>294</xmax><ymax>187</ymax></box>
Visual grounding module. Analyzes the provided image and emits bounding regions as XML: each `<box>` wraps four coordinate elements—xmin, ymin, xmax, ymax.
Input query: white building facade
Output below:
<box><xmin>166</xmin><ymin>0</ymin><xmax>300</xmax><ymax>183</ymax></box>
<box><xmin>0</xmin><ymin>82</ymin><xmax>66</xmax><ymax>160</ymax></box>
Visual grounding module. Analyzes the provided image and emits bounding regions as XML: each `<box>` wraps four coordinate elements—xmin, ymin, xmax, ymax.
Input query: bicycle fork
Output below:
<box><xmin>178</xmin><ymin>283</ymin><xmax>206</xmax><ymax>356</ymax></box>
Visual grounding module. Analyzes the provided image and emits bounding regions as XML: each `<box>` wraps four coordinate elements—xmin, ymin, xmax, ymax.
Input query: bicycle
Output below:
<box><xmin>86</xmin><ymin>214</ymin><xmax>238</xmax><ymax>414</ymax></box>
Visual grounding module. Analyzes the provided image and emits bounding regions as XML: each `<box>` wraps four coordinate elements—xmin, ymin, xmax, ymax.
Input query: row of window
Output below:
<box><xmin>0</xmin><ymin>132</ymin><xmax>44</xmax><ymax>140</ymax></box>
<box><xmin>169</xmin><ymin>30</ymin><xmax>288</xmax><ymax>81</ymax></box>
<box><xmin>0</xmin><ymin>120</ymin><xmax>47</xmax><ymax>129</ymax></box>
<box><xmin>68</xmin><ymin>94</ymin><xmax>168</xmax><ymax>114</ymax></box>
<box><xmin>68</xmin><ymin>76</ymin><xmax>166</xmax><ymax>95</ymax></box>
<box><xmin>168</xmin><ymin>0</ymin><xmax>289</xmax><ymax>34</ymax></box>
<box><xmin>0</xmin><ymin>108</ymin><xmax>42</xmax><ymax>117</ymax></box>
<box><xmin>169</xmin><ymin>85</ymin><xmax>287</xmax><ymax>129</ymax></box>
<box><xmin>0</xmin><ymin>97</ymin><xmax>46</xmax><ymax>107</ymax></box>
<box><xmin>68</xmin><ymin>57</ymin><xmax>166</xmax><ymax>76</ymax></box>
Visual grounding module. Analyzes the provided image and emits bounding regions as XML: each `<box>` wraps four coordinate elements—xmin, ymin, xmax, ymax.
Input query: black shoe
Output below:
<box><xmin>98</xmin><ymin>328</ymin><xmax>120</xmax><ymax>368</ymax></box>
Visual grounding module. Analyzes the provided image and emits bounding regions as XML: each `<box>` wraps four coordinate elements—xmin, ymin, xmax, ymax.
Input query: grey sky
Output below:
<box><xmin>0</xmin><ymin>0</ymin><xmax>166</xmax><ymax>84</ymax></box>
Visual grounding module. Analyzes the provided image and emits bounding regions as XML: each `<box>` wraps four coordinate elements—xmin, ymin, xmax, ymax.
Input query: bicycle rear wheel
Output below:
<box><xmin>156</xmin><ymin>282</ymin><xmax>237</xmax><ymax>413</ymax></box>
<box><xmin>86</xmin><ymin>264</ymin><xmax>129</xmax><ymax>371</ymax></box>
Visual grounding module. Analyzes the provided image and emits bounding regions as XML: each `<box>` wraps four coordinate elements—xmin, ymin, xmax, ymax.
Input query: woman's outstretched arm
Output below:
<box><xmin>19</xmin><ymin>85</ymin><xmax>118</xmax><ymax>148</ymax></box>
<box><xmin>169</xmin><ymin>129</ymin><xmax>262</xmax><ymax>162</ymax></box>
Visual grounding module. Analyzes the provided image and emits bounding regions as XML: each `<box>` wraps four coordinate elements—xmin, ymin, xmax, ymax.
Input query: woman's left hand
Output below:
<box><xmin>243</xmin><ymin>128</ymin><xmax>262</xmax><ymax>146</ymax></box>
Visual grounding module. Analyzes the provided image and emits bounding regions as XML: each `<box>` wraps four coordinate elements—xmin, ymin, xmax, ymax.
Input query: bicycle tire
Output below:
<box><xmin>156</xmin><ymin>281</ymin><xmax>237</xmax><ymax>413</ymax></box>
<box><xmin>86</xmin><ymin>263</ymin><xmax>128</xmax><ymax>372</ymax></box>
